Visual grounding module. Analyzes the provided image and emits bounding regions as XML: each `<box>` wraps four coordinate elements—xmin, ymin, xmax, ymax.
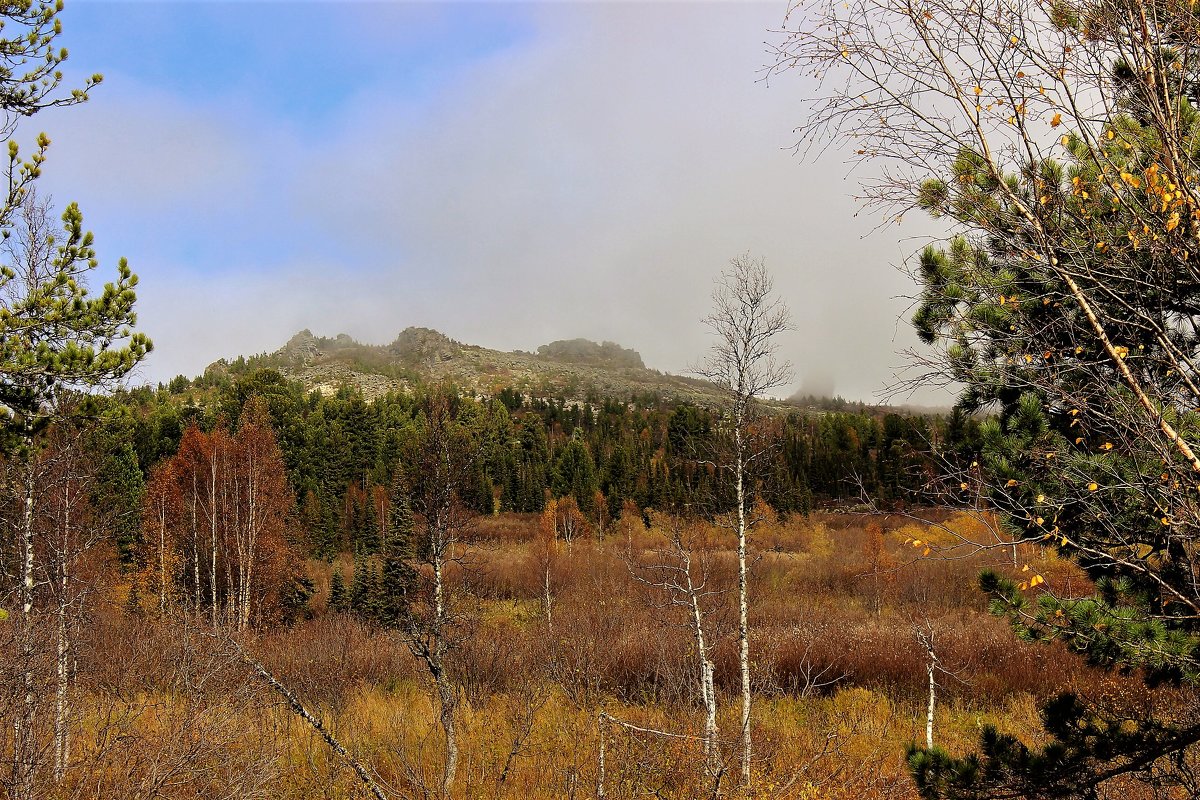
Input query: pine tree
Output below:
<box><xmin>779</xmin><ymin>0</ymin><xmax>1200</xmax><ymax>792</ymax></box>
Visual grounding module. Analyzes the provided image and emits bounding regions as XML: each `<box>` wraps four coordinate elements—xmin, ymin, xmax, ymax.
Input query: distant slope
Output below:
<box><xmin>209</xmin><ymin>328</ymin><xmax>734</xmax><ymax>406</ymax></box>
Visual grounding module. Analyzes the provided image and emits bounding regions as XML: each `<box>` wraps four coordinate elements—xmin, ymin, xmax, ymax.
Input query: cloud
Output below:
<box><xmin>27</xmin><ymin>2</ymin><xmax>951</xmax><ymax>404</ymax></box>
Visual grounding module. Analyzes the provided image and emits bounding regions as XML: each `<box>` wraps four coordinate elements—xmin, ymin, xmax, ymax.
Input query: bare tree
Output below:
<box><xmin>628</xmin><ymin>512</ymin><xmax>727</xmax><ymax>789</ymax></box>
<box><xmin>395</xmin><ymin>394</ymin><xmax>480</xmax><ymax>796</ymax></box>
<box><xmin>694</xmin><ymin>253</ymin><xmax>792</xmax><ymax>788</ymax></box>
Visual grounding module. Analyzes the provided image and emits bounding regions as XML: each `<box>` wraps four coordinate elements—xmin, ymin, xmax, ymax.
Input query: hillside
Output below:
<box><xmin>211</xmin><ymin>327</ymin><xmax>735</xmax><ymax>405</ymax></box>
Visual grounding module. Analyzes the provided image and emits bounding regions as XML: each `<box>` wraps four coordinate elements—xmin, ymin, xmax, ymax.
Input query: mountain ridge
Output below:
<box><xmin>212</xmin><ymin>327</ymin><xmax>731</xmax><ymax>406</ymax></box>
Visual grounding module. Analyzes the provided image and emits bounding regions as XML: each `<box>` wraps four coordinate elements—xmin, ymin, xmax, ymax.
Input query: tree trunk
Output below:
<box><xmin>53</xmin><ymin>485</ymin><xmax>71</xmax><ymax>784</ymax></box>
<box><xmin>158</xmin><ymin>501</ymin><xmax>168</xmax><ymax>613</ymax></box>
<box><xmin>735</xmin><ymin>422</ymin><xmax>752</xmax><ymax>788</ymax></box>
<box><xmin>191</xmin><ymin>480</ymin><xmax>201</xmax><ymax>615</ymax></box>
<box><xmin>684</xmin><ymin>547</ymin><xmax>720</xmax><ymax>783</ymax></box>
<box><xmin>702</xmin><ymin>658</ymin><xmax>718</xmax><ymax>782</ymax></box>
<box><xmin>13</xmin><ymin>448</ymin><xmax>36</xmax><ymax>800</ymax></box>
<box><xmin>209</xmin><ymin>460</ymin><xmax>218</xmax><ymax>628</ymax></box>
<box><xmin>926</xmin><ymin>643</ymin><xmax>936</xmax><ymax>750</ymax></box>
<box><xmin>436</xmin><ymin>668</ymin><xmax>459</xmax><ymax>796</ymax></box>
<box><xmin>596</xmin><ymin>713</ymin><xmax>607</xmax><ymax>800</ymax></box>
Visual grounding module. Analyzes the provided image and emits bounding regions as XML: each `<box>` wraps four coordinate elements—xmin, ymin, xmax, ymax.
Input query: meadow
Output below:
<box><xmin>44</xmin><ymin>508</ymin><xmax>1171</xmax><ymax>800</ymax></box>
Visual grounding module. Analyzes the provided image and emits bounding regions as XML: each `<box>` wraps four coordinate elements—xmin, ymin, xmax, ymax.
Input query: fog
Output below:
<box><xmin>33</xmin><ymin>1</ymin><xmax>953</xmax><ymax>405</ymax></box>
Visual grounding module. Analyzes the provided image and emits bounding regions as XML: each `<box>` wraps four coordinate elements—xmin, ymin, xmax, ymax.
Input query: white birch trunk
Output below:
<box><xmin>241</xmin><ymin>454</ymin><xmax>258</xmax><ymax>630</ymax></box>
<box><xmin>157</xmin><ymin>501</ymin><xmax>168</xmax><ymax>613</ymax></box>
<box><xmin>682</xmin><ymin>545</ymin><xmax>720</xmax><ymax>782</ymax></box>
<box><xmin>190</xmin><ymin>478</ymin><xmax>200</xmax><ymax>615</ymax></box>
<box><xmin>735</xmin><ymin>420</ymin><xmax>752</xmax><ymax>788</ymax></box>
<box><xmin>13</xmin><ymin>451</ymin><xmax>36</xmax><ymax>800</ymax></box>
<box><xmin>53</xmin><ymin>484</ymin><xmax>71</xmax><ymax>784</ymax></box>
<box><xmin>209</xmin><ymin>457</ymin><xmax>218</xmax><ymax>628</ymax></box>
<box><xmin>596</xmin><ymin>713</ymin><xmax>607</xmax><ymax>800</ymax></box>
<box><xmin>431</xmin><ymin>543</ymin><xmax>459</xmax><ymax>795</ymax></box>
<box><xmin>925</xmin><ymin>641</ymin><xmax>936</xmax><ymax>750</ymax></box>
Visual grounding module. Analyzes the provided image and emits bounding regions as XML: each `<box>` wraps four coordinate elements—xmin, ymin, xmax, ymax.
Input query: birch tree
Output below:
<box><xmin>629</xmin><ymin>512</ymin><xmax>726</xmax><ymax>789</ymax></box>
<box><xmin>694</xmin><ymin>254</ymin><xmax>792</xmax><ymax>788</ymax></box>
<box><xmin>0</xmin><ymin>192</ymin><xmax>147</xmax><ymax>799</ymax></box>
<box><xmin>144</xmin><ymin>409</ymin><xmax>300</xmax><ymax>628</ymax></box>
<box><xmin>393</xmin><ymin>394</ymin><xmax>480</xmax><ymax>796</ymax></box>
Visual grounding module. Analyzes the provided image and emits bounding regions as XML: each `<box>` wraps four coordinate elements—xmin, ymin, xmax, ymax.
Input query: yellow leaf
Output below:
<box><xmin>1006</xmin><ymin>479</ymin><xmax>1018</xmax><ymax>487</ymax></box>
<box><xmin>974</xmin><ymin>85</ymin><xmax>983</xmax><ymax>95</ymax></box>
<box><xmin>1022</xmin><ymin>564</ymin><xmax>1030</xmax><ymax>572</ymax></box>
<box><xmin>960</xmin><ymin>482</ymin><xmax>969</xmax><ymax>490</ymax></box>
<box><xmin>1061</xmin><ymin>135</ymin><xmax>1070</xmax><ymax>146</ymax></box>
<box><xmin>1113</xmin><ymin>345</ymin><xmax>1129</xmax><ymax>358</ymax></box>
<box><xmin>1051</xmin><ymin>113</ymin><xmax>1062</xmax><ymax>127</ymax></box>
<box><xmin>912</xmin><ymin>539</ymin><xmax>922</xmax><ymax>547</ymax></box>
<box><xmin>923</xmin><ymin>547</ymin><xmax>931</xmax><ymax>556</ymax></box>
<box><xmin>1036</xmin><ymin>516</ymin><xmax>1045</xmax><ymax>525</ymax></box>
<box><xmin>1037</xmin><ymin>494</ymin><xmax>1045</xmax><ymax>502</ymax></box>
<box><xmin>1088</xmin><ymin>482</ymin><xmax>1098</xmax><ymax>491</ymax></box>
<box><xmin>1102</xmin><ymin>442</ymin><xmax>1114</xmax><ymax>450</ymax></box>
<box><xmin>1107</xmin><ymin>130</ymin><xmax>1114</xmax><ymax>140</ymax></box>
<box><xmin>1031</xmin><ymin>574</ymin><xmax>1045</xmax><ymax>587</ymax></box>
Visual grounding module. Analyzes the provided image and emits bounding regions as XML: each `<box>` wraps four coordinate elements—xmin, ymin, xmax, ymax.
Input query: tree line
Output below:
<box><xmin>87</xmin><ymin>368</ymin><xmax>982</xmax><ymax>559</ymax></box>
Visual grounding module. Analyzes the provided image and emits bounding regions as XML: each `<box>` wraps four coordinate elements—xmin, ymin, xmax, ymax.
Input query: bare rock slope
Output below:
<box><xmin>246</xmin><ymin>328</ymin><xmax>728</xmax><ymax>405</ymax></box>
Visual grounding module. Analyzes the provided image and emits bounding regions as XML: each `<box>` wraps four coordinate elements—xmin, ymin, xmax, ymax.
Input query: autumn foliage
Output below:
<box><xmin>134</xmin><ymin>399</ymin><xmax>305</xmax><ymax>627</ymax></box>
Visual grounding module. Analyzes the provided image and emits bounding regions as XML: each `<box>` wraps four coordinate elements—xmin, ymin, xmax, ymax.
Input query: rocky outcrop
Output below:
<box><xmin>249</xmin><ymin>327</ymin><xmax>730</xmax><ymax>408</ymax></box>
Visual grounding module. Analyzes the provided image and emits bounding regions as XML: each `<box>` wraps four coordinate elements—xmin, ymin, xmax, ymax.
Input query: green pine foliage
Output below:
<box><xmin>897</xmin><ymin>9</ymin><xmax>1200</xmax><ymax>797</ymax></box>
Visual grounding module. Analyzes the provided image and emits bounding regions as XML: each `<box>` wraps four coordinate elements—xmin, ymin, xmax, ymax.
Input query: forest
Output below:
<box><xmin>6</xmin><ymin>0</ymin><xmax>1200</xmax><ymax>798</ymax></box>
<box><xmin>1</xmin><ymin>372</ymin><xmax>1120</xmax><ymax>799</ymax></box>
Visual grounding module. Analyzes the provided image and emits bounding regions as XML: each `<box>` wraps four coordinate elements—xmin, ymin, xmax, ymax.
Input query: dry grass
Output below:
<box><xmin>35</xmin><ymin>509</ymin><xmax>1162</xmax><ymax>799</ymax></box>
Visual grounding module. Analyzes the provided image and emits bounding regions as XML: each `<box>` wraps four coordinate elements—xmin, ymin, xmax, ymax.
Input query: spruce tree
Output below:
<box><xmin>375</xmin><ymin>489</ymin><xmax>417</xmax><ymax>628</ymax></box>
<box><xmin>329</xmin><ymin>569</ymin><xmax>348</xmax><ymax>613</ymax></box>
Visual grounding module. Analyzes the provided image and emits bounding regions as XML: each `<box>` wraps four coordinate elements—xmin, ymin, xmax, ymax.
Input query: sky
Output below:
<box><xmin>31</xmin><ymin>0</ymin><xmax>951</xmax><ymax>404</ymax></box>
